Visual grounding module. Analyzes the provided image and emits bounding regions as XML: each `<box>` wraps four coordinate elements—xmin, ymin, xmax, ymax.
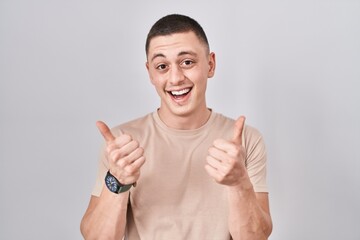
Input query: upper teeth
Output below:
<box><xmin>171</xmin><ymin>88</ymin><xmax>190</xmax><ymax>96</ymax></box>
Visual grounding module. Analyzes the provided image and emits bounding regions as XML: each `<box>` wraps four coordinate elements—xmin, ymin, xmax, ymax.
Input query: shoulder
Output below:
<box><xmin>243</xmin><ymin>124</ymin><xmax>267</xmax><ymax>160</ymax></box>
<box><xmin>212</xmin><ymin>112</ymin><xmax>235</xmax><ymax>125</ymax></box>
<box><xmin>110</xmin><ymin>112</ymin><xmax>154</xmax><ymax>138</ymax></box>
<box><xmin>244</xmin><ymin>124</ymin><xmax>263</xmax><ymax>142</ymax></box>
<box><xmin>213</xmin><ymin>112</ymin><xmax>264</xmax><ymax>145</ymax></box>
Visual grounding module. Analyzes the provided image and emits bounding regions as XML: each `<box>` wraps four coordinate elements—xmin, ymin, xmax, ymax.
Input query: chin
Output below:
<box><xmin>173</xmin><ymin>106</ymin><xmax>198</xmax><ymax>118</ymax></box>
<box><xmin>162</xmin><ymin>104</ymin><xmax>194</xmax><ymax>117</ymax></box>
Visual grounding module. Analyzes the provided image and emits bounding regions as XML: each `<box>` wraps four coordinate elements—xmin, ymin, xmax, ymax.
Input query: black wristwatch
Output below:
<box><xmin>104</xmin><ymin>171</ymin><xmax>132</xmax><ymax>194</ymax></box>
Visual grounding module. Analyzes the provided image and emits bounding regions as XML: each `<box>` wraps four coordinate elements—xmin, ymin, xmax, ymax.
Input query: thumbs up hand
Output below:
<box><xmin>205</xmin><ymin>116</ymin><xmax>247</xmax><ymax>186</ymax></box>
<box><xmin>96</xmin><ymin>121</ymin><xmax>146</xmax><ymax>185</ymax></box>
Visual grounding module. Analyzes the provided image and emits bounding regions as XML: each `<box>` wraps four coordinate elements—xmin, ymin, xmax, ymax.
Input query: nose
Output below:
<box><xmin>169</xmin><ymin>65</ymin><xmax>185</xmax><ymax>85</ymax></box>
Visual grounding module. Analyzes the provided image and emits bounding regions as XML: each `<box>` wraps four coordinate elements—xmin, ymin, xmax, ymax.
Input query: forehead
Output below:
<box><xmin>147</xmin><ymin>31</ymin><xmax>208</xmax><ymax>60</ymax></box>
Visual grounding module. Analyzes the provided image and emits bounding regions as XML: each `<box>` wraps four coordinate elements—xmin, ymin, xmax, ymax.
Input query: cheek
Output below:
<box><xmin>186</xmin><ymin>69</ymin><xmax>207</xmax><ymax>86</ymax></box>
<box><xmin>149</xmin><ymin>72</ymin><xmax>167</xmax><ymax>89</ymax></box>
<box><xmin>149</xmin><ymin>70</ymin><xmax>159</xmax><ymax>84</ymax></box>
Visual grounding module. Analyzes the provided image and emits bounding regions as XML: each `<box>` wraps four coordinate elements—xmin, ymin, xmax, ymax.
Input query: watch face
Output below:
<box><xmin>105</xmin><ymin>175</ymin><xmax>119</xmax><ymax>193</ymax></box>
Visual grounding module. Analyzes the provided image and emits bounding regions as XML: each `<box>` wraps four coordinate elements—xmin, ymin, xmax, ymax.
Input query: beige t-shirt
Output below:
<box><xmin>92</xmin><ymin>111</ymin><xmax>268</xmax><ymax>240</ymax></box>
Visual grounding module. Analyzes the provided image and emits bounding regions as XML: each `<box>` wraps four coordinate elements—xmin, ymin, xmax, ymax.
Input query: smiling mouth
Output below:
<box><xmin>167</xmin><ymin>87</ymin><xmax>192</xmax><ymax>99</ymax></box>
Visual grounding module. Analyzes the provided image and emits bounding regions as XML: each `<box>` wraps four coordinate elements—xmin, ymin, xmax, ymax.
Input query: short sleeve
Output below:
<box><xmin>91</xmin><ymin>144</ymin><xmax>109</xmax><ymax>197</ymax></box>
<box><xmin>243</xmin><ymin>126</ymin><xmax>268</xmax><ymax>193</ymax></box>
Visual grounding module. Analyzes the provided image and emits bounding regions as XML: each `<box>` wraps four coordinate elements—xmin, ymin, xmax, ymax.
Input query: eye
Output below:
<box><xmin>156</xmin><ymin>64</ymin><xmax>167</xmax><ymax>70</ymax></box>
<box><xmin>181</xmin><ymin>60</ymin><xmax>194</xmax><ymax>68</ymax></box>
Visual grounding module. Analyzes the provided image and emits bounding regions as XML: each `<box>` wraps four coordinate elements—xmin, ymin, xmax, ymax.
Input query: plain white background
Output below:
<box><xmin>1</xmin><ymin>0</ymin><xmax>359</xmax><ymax>239</ymax></box>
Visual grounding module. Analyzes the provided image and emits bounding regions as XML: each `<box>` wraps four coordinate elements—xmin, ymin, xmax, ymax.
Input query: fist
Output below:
<box><xmin>205</xmin><ymin>116</ymin><xmax>247</xmax><ymax>186</ymax></box>
<box><xmin>96</xmin><ymin>121</ymin><xmax>145</xmax><ymax>185</ymax></box>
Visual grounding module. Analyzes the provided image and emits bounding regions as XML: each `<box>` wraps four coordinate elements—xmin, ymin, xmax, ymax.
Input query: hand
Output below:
<box><xmin>205</xmin><ymin>116</ymin><xmax>247</xmax><ymax>186</ymax></box>
<box><xmin>96</xmin><ymin>121</ymin><xmax>145</xmax><ymax>185</ymax></box>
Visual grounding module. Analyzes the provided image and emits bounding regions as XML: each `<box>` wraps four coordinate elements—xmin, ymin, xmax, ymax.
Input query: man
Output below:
<box><xmin>81</xmin><ymin>14</ymin><xmax>272</xmax><ymax>239</ymax></box>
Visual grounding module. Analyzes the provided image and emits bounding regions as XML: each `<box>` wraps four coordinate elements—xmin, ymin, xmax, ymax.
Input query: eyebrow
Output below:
<box><xmin>151</xmin><ymin>53</ymin><xmax>166</xmax><ymax>62</ymax></box>
<box><xmin>178</xmin><ymin>51</ymin><xmax>198</xmax><ymax>57</ymax></box>
<box><xmin>150</xmin><ymin>51</ymin><xmax>198</xmax><ymax>62</ymax></box>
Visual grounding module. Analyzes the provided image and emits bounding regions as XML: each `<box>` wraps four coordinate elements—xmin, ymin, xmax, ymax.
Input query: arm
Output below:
<box><xmin>227</xmin><ymin>179</ymin><xmax>272</xmax><ymax>239</ymax></box>
<box><xmin>205</xmin><ymin>116</ymin><xmax>272</xmax><ymax>239</ymax></box>
<box><xmin>80</xmin><ymin>190</ymin><xmax>129</xmax><ymax>240</ymax></box>
<box><xmin>80</xmin><ymin>121</ymin><xmax>145</xmax><ymax>240</ymax></box>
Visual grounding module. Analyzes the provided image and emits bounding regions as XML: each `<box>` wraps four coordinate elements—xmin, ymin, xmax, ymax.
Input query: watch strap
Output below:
<box><xmin>105</xmin><ymin>170</ymin><xmax>133</xmax><ymax>194</ymax></box>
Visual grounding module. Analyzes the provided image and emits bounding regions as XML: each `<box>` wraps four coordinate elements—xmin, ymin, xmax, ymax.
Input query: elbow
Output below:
<box><xmin>230</xmin><ymin>219</ymin><xmax>273</xmax><ymax>240</ymax></box>
<box><xmin>80</xmin><ymin>216</ymin><xmax>90</xmax><ymax>239</ymax></box>
<box><xmin>80</xmin><ymin>215</ymin><xmax>124</xmax><ymax>240</ymax></box>
<box><xmin>80</xmin><ymin>215</ymin><xmax>97</xmax><ymax>240</ymax></box>
<box><xmin>266</xmin><ymin>220</ymin><xmax>273</xmax><ymax>237</ymax></box>
<box><xmin>264</xmin><ymin>214</ymin><xmax>273</xmax><ymax>238</ymax></box>
<box><xmin>259</xmin><ymin>218</ymin><xmax>273</xmax><ymax>239</ymax></box>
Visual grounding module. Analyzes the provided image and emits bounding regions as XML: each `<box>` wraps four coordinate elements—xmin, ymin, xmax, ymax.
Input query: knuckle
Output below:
<box><xmin>132</xmin><ymin>140</ymin><xmax>140</xmax><ymax>149</ymax></box>
<box><xmin>217</xmin><ymin>171</ymin><xmax>226</xmax><ymax>180</ymax></box>
<box><xmin>115</xmin><ymin>150</ymin><xmax>125</xmax><ymax>162</ymax></box>
<box><xmin>122</xmin><ymin>133</ymin><xmax>132</xmax><ymax>140</ymax></box>
<box><xmin>213</xmin><ymin>139</ymin><xmax>222</xmax><ymax>146</ymax></box>
<box><xmin>208</xmin><ymin>146</ymin><xmax>215</xmax><ymax>153</ymax></box>
<box><xmin>108</xmin><ymin>152</ymin><xmax>117</xmax><ymax>164</ymax></box>
<box><xmin>116</xmin><ymin>159</ymin><xmax>127</xmax><ymax>169</ymax></box>
<box><xmin>126</xmin><ymin>165</ymin><xmax>137</xmax><ymax>174</ymax></box>
<box><xmin>133</xmin><ymin>148</ymin><xmax>143</xmax><ymax>159</ymax></box>
<box><xmin>222</xmin><ymin>169</ymin><xmax>230</xmax><ymax>178</ymax></box>
<box><xmin>105</xmin><ymin>145</ymin><xmax>111</xmax><ymax>153</ymax></box>
<box><xmin>139</xmin><ymin>156</ymin><xmax>146</xmax><ymax>166</ymax></box>
<box><xmin>138</xmin><ymin>147</ymin><xmax>144</xmax><ymax>155</ymax></box>
<box><xmin>227</xmin><ymin>158</ymin><xmax>236</xmax><ymax>167</ymax></box>
<box><xmin>106</xmin><ymin>144</ymin><xmax>115</xmax><ymax>155</ymax></box>
<box><xmin>115</xmin><ymin>134</ymin><xmax>132</xmax><ymax>145</ymax></box>
<box><xmin>216</xmin><ymin>176</ymin><xmax>225</xmax><ymax>183</ymax></box>
<box><xmin>208</xmin><ymin>147</ymin><xmax>217</xmax><ymax>156</ymax></box>
<box><xmin>235</xmin><ymin>145</ymin><xmax>241</xmax><ymax>152</ymax></box>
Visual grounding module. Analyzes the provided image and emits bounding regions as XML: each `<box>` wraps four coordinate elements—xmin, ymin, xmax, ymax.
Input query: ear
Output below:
<box><xmin>208</xmin><ymin>52</ymin><xmax>216</xmax><ymax>78</ymax></box>
<box><xmin>145</xmin><ymin>62</ymin><xmax>155</xmax><ymax>85</ymax></box>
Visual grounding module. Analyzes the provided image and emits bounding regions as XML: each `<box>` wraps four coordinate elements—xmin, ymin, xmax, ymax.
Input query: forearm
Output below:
<box><xmin>81</xmin><ymin>188</ymin><xmax>129</xmax><ymax>240</ymax></box>
<box><xmin>227</xmin><ymin>179</ymin><xmax>272</xmax><ymax>240</ymax></box>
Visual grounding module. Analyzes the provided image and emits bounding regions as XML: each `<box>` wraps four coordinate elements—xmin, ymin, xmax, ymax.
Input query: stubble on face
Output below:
<box><xmin>146</xmin><ymin>31</ymin><xmax>215</xmax><ymax>129</ymax></box>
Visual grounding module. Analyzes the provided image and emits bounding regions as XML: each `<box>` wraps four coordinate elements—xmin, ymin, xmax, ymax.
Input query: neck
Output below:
<box><xmin>157</xmin><ymin>107</ymin><xmax>212</xmax><ymax>130</ymax></box>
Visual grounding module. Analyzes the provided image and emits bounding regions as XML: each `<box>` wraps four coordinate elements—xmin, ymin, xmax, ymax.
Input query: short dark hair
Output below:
<box><xmin>145</xmin><ymin>14</ymin><xmax>209</xmax><ymax>56</ymax></box>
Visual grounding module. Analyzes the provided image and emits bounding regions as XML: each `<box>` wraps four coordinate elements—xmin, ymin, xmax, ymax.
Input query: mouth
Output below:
<box><xmin>167</xmin><ymin>87</ymin><xmax>192</xmax><ymax>101</ymax></box>
<box><xmin>167</xmin><ymin>88</ymin><xmax>192</xmax><ymax>99</ymax></box>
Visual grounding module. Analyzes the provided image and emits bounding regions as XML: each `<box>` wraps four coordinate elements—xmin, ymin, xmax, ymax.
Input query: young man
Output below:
<box><xmin>81</xmin><ymin>14</ymin><xmax>272</xmax><ymax>239</ymax></box>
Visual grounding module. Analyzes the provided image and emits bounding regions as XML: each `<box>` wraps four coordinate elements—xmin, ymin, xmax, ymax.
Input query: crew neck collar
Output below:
<box><xmin>152</xmin><ymin>109</ymin><xmax>216</xmax><ymax>136</ymax></box>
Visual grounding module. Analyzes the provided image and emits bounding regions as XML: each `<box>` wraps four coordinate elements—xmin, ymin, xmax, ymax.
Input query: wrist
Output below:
<box><xmin>105</xmin><ymin>170</ymin><xmax>133</xmax><ymax>194</ymax></box>
<box><xmin>228</xmin><ymin>178</ymin><xmax>254</xmax><ymax>196</ymax></box>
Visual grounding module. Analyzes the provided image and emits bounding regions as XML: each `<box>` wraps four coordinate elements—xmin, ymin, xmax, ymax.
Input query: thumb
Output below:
<box><xmin>232</xmin><ymin>116</ymin><xmax>246</xmax><ymax>146</ymax></box>
<box><xmin>96</xmin><ymin>121</ymin><xmax>115</xmax><ymax>142</ymax></box>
